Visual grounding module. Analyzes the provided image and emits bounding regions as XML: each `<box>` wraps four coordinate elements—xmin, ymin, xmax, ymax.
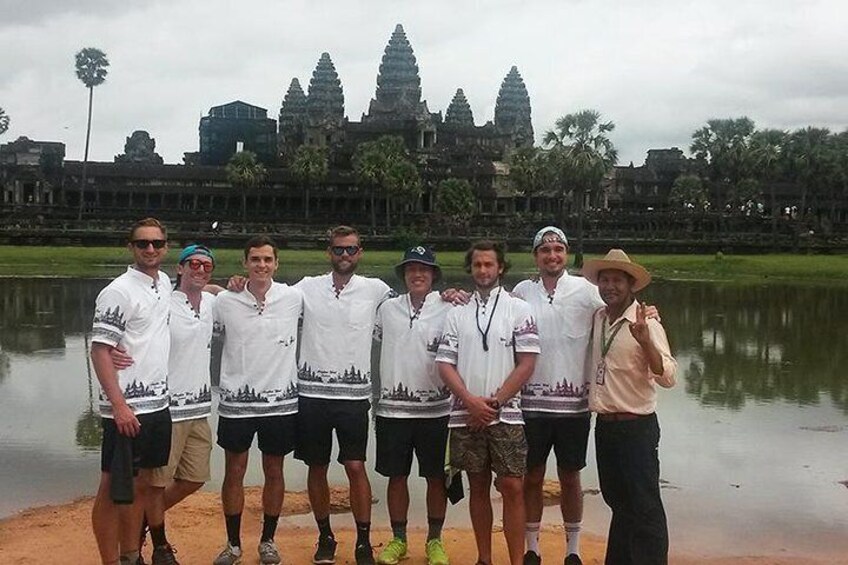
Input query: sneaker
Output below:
<box><xmin>119</xmin><ymin>556</ymin><xmax>146</xmax><ymax>565</ymax></box>
<box><xmin>355</xmin><ymin>543</ymin><xmax>376</xmax><ymax>565</ymax></box>
<box><xmin>564</xmin><ymin>554</ymin><xmax>583</xmax><ymax>565</ymax></box>
<box><xmin>151</xmin><ymin>544</ymin><xmax>179</xmax><ymax>565</ymax></box>
<box><xmin>376</xmin><ymin>537</ymin><xmax>407</xmax><ymax>564</ymax></box>
<box><xmin>213</xmin><ymin>543</ymin><xmax>243</xmax><ymax>565</ymax></box>
<box><xmin>523</xmin><ymin>551</ymin><xmax>542</xmax><ymax>565</ymax></box>
<box><xmin>425</xmin><ymin>538</ymin><xmax>449</xmax><ymax>565</ymax></box>
<box><xmin>313</xmin><ymin>535</ymin><xmax>337</xmax><ymax>564</ymax></box>
<box><xmin>258</xmin><ymin>540</ymin><xmax>281</xmax><ymax>564</ymax></box>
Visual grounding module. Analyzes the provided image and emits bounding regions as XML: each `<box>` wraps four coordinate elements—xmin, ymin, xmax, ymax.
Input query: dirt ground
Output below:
<box><xmin>0</xmin><ymin>486</ymin><xmax>841</xmax><ymax>564</ymax></box>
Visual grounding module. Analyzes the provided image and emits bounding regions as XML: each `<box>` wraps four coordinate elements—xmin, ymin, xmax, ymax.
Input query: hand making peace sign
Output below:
<box><xmin>629</xmin><ymin>303</ymin><xmax>651</xmax><ymax>346</ymax></box>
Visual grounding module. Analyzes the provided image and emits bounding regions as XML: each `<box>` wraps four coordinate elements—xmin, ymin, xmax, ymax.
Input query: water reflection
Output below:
<box><xmin>0</xmin><ymin>348</ymin><xmax>9</xmax><ymax>382</ymax></box>
<box><xmin>642</xmin><ymin>282</ymin><xmax>848</xmax><ymax>413</ymax></box>
<box><xmin>3</xmin><ymin>276</ymin><xmax>847</xmax><ymax>415</ymax></box>
<box><xmin>76</xmin><ymin>335</ymin><xmax>102</xmax><ymax>452</ymax></box>
<box><xmin>1</xmin><ymin>276</ymin><xmax>848</xmax><ymax>557</ymax></box>
<box><xmin>0</xmin><ymin>278</ymin><xmax>103</xmax><ymax>352</ymax></box>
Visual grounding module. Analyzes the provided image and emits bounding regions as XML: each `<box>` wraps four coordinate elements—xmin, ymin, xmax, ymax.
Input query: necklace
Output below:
<box><xmin>407</xmin><ymin>294</ymin><xmax>424</xmax><ymax>328</ymax></box>
<box><xmin>475</xmin><ymin>287</ymin><xmax>501</xmax><ymax>352</ymax></box>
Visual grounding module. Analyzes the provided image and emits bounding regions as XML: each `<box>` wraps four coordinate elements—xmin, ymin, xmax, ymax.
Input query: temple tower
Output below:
<box><xmin>279</xmin><ymin>78</ymin><xmax>307</xmax><ymax>131</ymax></box>
<box><xmin>367</xmin><ymin>23</ymin><xmax>422</xmax><ymax>118</ymax></box>
<box><xmin>305</xmin><ymin>53</ymin><xmax>345</xmax><ymax>145</ymax></box>
<box><xmin>444</xmin><ymin>88</ymin><xmax>474</xmax><ymax>127</ymax></box>
<box><xmin>279</xmin><ymin>78</ymin><xmax>308</xmax><ymax>154</ymax></box>
<box><xmin>494</xmin><ymin>66</ymin><xmax>533</xmax><ymax>147</ymax></box>
<box><xmin>359</xmin><ymin>24</ymin><xmax>436</xmax><ymax>149</ymax></box>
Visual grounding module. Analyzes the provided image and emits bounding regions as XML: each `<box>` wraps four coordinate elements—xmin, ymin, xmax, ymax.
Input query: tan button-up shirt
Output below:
<box><xmin>588</xmin><ymin>300</ymin><xmax>677</xmax><ymax>415</ymax></box>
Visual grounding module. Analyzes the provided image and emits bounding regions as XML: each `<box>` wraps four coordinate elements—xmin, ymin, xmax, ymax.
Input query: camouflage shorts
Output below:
<box><xmin>449</xmin><ymin>423</ymin><xmax>527</xmax><ymax>477</ymax></box>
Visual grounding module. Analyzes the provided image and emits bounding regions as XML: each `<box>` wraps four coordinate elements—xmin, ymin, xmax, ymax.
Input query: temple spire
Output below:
<box><xmin>494</xmin><ymin>65</ymin><xmax>533</xmax><ymax>145</ymax></box>
<box><xmin>375</xmin><ymin>24</ymin><xmax>421</xmax><ymax>107</ymax></box>
<box><xmin>444</xmin><ymin>88</ymin><xmax>474</xmax><ymax>127</ymax></box>
<box><xmin>306</xmin><ymin>52</ymin><xmax>345</xmax><ymax>125</ymax></box>
<box><xmin>279</xmin><ymin>78</ymin><xmax>307</xmax><ymax>130</ymax></box>
<box><xmin>365</xmin><ymin>23</ymin><xmax>428</xmax><ymax>121</ymax></box>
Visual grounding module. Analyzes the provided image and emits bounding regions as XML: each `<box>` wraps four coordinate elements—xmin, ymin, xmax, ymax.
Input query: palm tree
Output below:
<box><xmin>226</xmin><ymin>151</ymin><xmax>268</xmax><ymax>227</ymax></box>
<box><xmin>544</xmin><ymin>110</ymin><xmax>618</xmax><ymax>267</ymax></box>
<box><xmin>352</xmin><ymin>136</ymin><xmax>409</xmax><ymax>231</ymax></box>
<box><xmin>385</xmin><ymin>159</ymin><xmax>422</xmax><ymax>227</ymax></box>
<box><xmin>690</xmin><ymin>117</ymin><xmax>755</xmax><ymax>210</ymax></box>
<box><xmin>669</xmin><ymin>174</ymin><xmax>709</xmax><ymax>213</ymax></box>
<box><xmin>74</xmin><ymin>47</ymin><xmax>109</xmax><ymax>220</ymax></box>
<box><xmin>785</xmin><ymin>127</ymin><xmax>832</xmax><ymax>218</ymax></box>
<box><xmin>291</xmin><ymin>145</ymin><xmax>329</xmax><ymax>220</ymax></box>
<box><xmin>508</xmin><ymin>146</ymin><xmax>555</xmax><ymax>213</ymax></box>
<box><xmin>435</xmin><ymin>178</ymin><xmax>476</xmax><ymax>235</ymax></box>
<box><xmin>747</xmin><ymin>129</ymin><xmax>787</xmax><ymax>241</ymax></box>
<box><xmin>0</xmin><ymin>107</ymin><xmax>9</xmax><ymax>137</ymax></box>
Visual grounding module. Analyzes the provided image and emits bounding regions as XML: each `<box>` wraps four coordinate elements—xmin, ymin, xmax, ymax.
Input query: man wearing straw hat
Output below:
<box><xmin>372</xmin><ymin>246</ymin><xmax>452</xmax><ymax>565</ymax></box>
<box><xmin>582</xmin><ymin>249</ymin><xmax>677</xmax><ymax>565</ymax></box>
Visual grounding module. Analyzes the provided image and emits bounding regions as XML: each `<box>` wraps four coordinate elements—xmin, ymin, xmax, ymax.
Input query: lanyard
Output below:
<box><xmin>475</xmin><ymin>287</ymin><xmax>501</xmax><ymax>352</ymax></box>
<box><xmin>407</xmin><ymin>294</ymin><xmax>423</xmax><ymax>328</ymax></box>
<box><xmin>600</xmin><ymin>316</ymin><xmax>627</xmax><ymax>358</ymax></box>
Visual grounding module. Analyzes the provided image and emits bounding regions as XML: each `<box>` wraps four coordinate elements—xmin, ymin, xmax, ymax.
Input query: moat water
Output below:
<box><xmin>0</xmin><ymin>275</ymin><xmax>846</xmax><ymax>558</ymax></box>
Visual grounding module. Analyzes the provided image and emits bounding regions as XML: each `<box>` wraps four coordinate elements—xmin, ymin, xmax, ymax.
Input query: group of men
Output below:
<box><xmin>90</xmin><ymin>218</ymin><xmax>677</xmax><ymax>565</ymax></box>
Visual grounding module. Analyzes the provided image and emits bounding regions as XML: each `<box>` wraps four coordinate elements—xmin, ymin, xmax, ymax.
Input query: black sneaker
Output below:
<box><xmin>313</xmin><ymin>534</ymin><xmax>337</xmax><ymax>564</ymax></box>
<box><xmin>524</xmin><ymin>551</ymin><xmax>542</xmax><ymax>565</ymax></box>
<box><xmin>354</xmin><ymin>543</ymin><xmax>375</xmax><ymax>565</ymax></box>
<box><xmin>151</xmin><ymin>544</ymin><xmax>179</xmax><ymax>565</ymax></box>
<box><xmin>564</xmin><ymin>554</ymin><xmax>583</xmax><ymax>565</ymax></box>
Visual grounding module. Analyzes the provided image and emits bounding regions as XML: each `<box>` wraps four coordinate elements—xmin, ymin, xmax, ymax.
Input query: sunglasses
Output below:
<box><xmin>184</xmin><ymin>258</ymin><xmax>214</xmax><ymax>273</ymax></box>
<box><xmin>330</xmin><ymin>245</ymin><xmax>360</xmax><ymax>256</ymax></box>
<box><xmin>131</xmin><ymin>239</ymin><xmax>167</xmax><ymax>250</ymax></box>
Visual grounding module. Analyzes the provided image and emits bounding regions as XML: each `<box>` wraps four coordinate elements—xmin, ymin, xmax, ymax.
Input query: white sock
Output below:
<box><xmin>565</xmin><ymin>521</ymin><xmax>582</xmax><ymax>556</ymax></box>
<box><xmin>525</xmin><ymin>522</ymin><xmax>541</xmax><ymax>555</ymax></box>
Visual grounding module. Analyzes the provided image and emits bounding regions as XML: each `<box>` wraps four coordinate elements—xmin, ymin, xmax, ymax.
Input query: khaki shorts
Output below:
<box><xmin>449</xmin><ymin>423</ymin><xmax>527</xmax><ymax>477</ymax></box>
<box><xmin>150</xmin><ymin>418</ymin><xmax>212</xmax><ymax>487</ymax></box>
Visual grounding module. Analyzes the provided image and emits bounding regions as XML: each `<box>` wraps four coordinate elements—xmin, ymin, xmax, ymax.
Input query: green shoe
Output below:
<box><xmin>376</xmin><ymin>537</ymin><xmax>408</xmax><ymax>564</ymax></box>
<box><xmin>425</xmin><ymin>538</ymin><xmax>449</xmax><ymax>565</ymax></box>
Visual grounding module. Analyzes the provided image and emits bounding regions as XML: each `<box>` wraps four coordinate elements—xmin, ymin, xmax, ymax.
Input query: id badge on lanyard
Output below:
<box><xmin>595</xmin><ymin>358</ymin><xmax>607</xmax><ymax>386</ymax></box>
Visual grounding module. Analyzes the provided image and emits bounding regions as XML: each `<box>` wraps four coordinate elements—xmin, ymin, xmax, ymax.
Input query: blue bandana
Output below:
<box><xmin>178</xmin><ymin>244</ymin><xmax>215</xmax><ymax>265</ymax></box>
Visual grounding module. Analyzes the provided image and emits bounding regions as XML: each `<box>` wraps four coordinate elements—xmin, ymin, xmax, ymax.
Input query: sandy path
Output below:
<box><xmin>0</xmin><ymin>487</ymin><xmax>840</xmax><ymax>564</ymax></box>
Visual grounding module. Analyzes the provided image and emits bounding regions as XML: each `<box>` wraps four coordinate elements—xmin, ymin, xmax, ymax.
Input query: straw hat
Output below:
<box><xmin>582</xmin><ymin>249</ymin><xmax>651</xmax><ymax>291</ymax></box>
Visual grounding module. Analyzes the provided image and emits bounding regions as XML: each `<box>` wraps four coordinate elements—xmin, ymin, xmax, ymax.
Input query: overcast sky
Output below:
<box><xmin>1</xmin><ymin>0</ymin><xmax>846</xmax><ymax>166</ymax></box>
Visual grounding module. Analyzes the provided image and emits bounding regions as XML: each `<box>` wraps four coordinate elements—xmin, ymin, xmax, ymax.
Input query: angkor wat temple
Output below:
<box><xmin>182</xmin><ymin>24</ymin><xmax>534</xmax><ymax>167</ymax></box>
<box><xmin>1</xmin><ymin>25</ymin><xmax>839</xmax><ymax>251</ymax></box>
<box><xmin>1</xmin><ymin>25</ymin><xmax>548</xmax><ymax>231</ymax></box>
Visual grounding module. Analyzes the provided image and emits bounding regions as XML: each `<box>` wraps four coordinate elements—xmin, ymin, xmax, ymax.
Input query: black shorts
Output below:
<box><xmin>375</xmin><ymin>416</ymin><xmax>449</xmax><ymax>478</ymax></box>
<box><xmin>100</xmin><ymin>408</ymin><xmax>172</xmax><ymax>474</ymax></box>
<box><xmin>294</xmin><ymin>397</ymin><xmax>369</xmax><ymax>465</ymax></box>
<box><xmin>525</xmin><ymin>414</ymin><xmax>591</xmax><ymax>471</ymax></box>
<box><xmin>217</xmin><ymin>415</ymin><xmax>297</xmax><ymax>456</ymax></box>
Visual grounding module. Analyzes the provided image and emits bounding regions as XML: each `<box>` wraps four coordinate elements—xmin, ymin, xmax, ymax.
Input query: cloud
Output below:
<box><xmin>1</xmin><ymin>0</ymin><xmax>846</xmax><ymax>165</ymax></box>
<box><xmin>0</xmin><ymin>0</ymin><xmax>163</xmax><ymax>28</ymax></box>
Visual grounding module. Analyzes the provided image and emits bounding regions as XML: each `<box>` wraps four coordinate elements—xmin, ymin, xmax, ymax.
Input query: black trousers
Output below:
<box><xmin>595</xmin><ymin>413</ymin><xmax>668</xmax><ymax>565</ymax></box>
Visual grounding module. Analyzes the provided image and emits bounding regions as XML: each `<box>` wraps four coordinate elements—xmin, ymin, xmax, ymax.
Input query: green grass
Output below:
<box><xmin>634</xmin><ymin>253</ymin><xmax>848</xmax><ymax>283</ymax></box>
<box><xmin>0</xmin><ymin>246</ymin><xmax>844</xmax><ymax>283</ymax></box>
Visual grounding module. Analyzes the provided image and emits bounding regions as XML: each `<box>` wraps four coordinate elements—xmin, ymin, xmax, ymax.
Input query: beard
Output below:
<box><xmin>331</xmin><ymin>259</ymin><xmax>358</xmax><ymax>276</ymax></box>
